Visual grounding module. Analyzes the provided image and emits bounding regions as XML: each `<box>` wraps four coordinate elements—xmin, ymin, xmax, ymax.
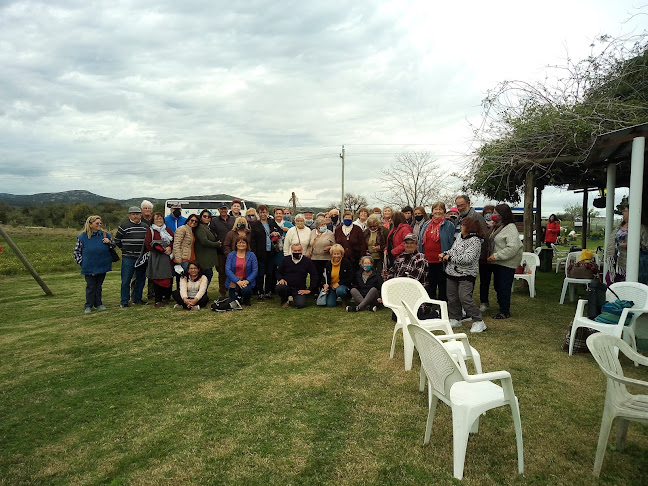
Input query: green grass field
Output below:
<box><xmin>1</xmin><ymin>227</ymin><xmax>647</xmax><ymax>485</ymax></box>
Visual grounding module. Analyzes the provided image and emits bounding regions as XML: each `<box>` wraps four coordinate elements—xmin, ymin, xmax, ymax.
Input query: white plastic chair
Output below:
<box><xmin>586</xmin><ymin>333</ymin><xmax>648</xmax><ymax>477</ymax></box>
<box><xmin>402</xmin><ymin>300</ymin><xmax>483</xmax><ymax>392</ymax></box>
<box><xmin>534</xmin><ymin>246</ymin><xmax>542</xmax><ymax>256</ymax></box>
<box><xmin>513</xmin><ymin>252</ymin><xmax>540</xmax><ymax>298</ymax></box>
<box><xmin>382</xmin><ymin>277</ymin><xmax>451</xmax><ymax>371</ymax></box>
<box><xmin>552</xmin><ymin>243</ymin><xmax>569</xmax><ymax>273</ymax></box>
<box><xmin>559</xmin><ymin>252</ymin><xmax>599</xmax><ymax>304</ymax></box>
<box><xmin>569</xmin><ymin>282</ymin><xmax>648</xmax><ymax>362</ymax></box>
<box><xmin>407</xmin><ymin>322</ymin><xmax>524</xmax><ymax>480</ymax></box>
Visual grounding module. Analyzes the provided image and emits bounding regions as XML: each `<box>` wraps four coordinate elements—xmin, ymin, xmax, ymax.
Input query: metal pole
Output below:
<box><xmin>581</xmin><ymin>189</ymin><xmax>588</xmax><ymax>250</ymax></box>
<box><xmin>0</xmin><ymin>224</ymin><xmax>53</xmax><ymax>296</ymax></box>
<box><xmin>626</xmin><ymin>136</ymin><xmax>645</xmax><ymax>282</ymax></box>
<box><xmin>602</xmin><ymin>163</ymin><xmax>616</xmax><ymax>279</ymax></box>
<box><xmin>340</xmin><ymin>145</ymin><xmax>345</xmax><ymax>212</ymax></box>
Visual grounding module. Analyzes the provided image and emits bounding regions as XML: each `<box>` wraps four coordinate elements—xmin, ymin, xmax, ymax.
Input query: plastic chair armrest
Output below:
<box><xmin>575</xmin><ymin>299</ymin><xmax>587</xmax><ymax>318</ymax></box>
<box><xmin>436</xmin><ymin>333</ymin><xmax>468</xmax><ymax>341</ymax></box>
<box><xmin>464</xmin><ymin>370</ymin><xmax>511</xmax><ymax>383</ymax></box>
<box><xmin>605</xmin><ymin>372</ymin><xmax>648</xmax><ymax>391</ymax></box>
<box><xmin>619</xmin><ymin>346</ymin><xmax>648</xmax><ymax>367</ymax></box>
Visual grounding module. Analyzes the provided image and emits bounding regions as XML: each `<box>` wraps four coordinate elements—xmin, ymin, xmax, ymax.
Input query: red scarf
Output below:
<box><xmin>423</xmin><ymin>217</ymin><xmax>444</xmax><ymax>245</ymax></box>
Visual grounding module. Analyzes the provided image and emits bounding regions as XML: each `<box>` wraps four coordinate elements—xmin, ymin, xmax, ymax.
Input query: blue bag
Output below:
<box><xmin>594</xmin><ymin>299</ymin><xmax>634</xmax><ymax>326</ymax></box>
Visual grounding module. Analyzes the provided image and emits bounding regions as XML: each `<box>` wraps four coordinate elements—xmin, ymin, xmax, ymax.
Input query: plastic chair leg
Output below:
<box><xmin>593</xmin><ymin>409</ymin><xmax>614</xmax><ymax>477</ymax></box>
<box><xmin>451</xmin><ymin>409</ymin><xmax>472</xmax><ymax>480</ymax></box>
<box><xmin>424</xmin><ymin>393</ymin><xmax>439</xmax><ymax>445</ymax></box>
<box><xmin>472</xmin><ymin>352</ymin><xmax>483</xmax><ymax>374</ymax></box>
<box><xmin>389</xmin><ymin>325</ymin><xmax>401</xmax><ymax>359</ymax></box>
<box><xmin>560</xmin><ymin>281</ymin><xmax>568</xmax><ymax>304</ymax></box>
<box><xmin>529</xmin><ymin>277</ymin><xmax>535</xmax><ymax>298</ymax></box>
<box><xmin>511</xmin><ymin>398</ymin><xmax>525</xmax><ymax>474</ymax></box>
<box><xmin>403</xmin><ymin>327</ymin><xmax>414</xmax><ymax>371</ymax></box>
<box><xmin>616</xmin><ymin>419</ymin><xmax>629</xmax><ymax>451</ymax></box>
<box><xmin>568</xmin><ymin>323</ymin><xmax>578</xmax><ymax>356</ymax></box>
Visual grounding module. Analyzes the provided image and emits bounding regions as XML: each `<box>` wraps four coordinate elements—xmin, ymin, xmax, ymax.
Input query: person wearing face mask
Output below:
<box><xmin>446</xmin><ymin>207</ymin><xmax>459</xmax><ymax>224</ymax></box>
<box><xmin>353</xmin><ymin>207</ymin><xmax>370</xmax><ymax>231</ymax></box>
<box><xmin>275</xmin><ymin>244</ymin><xmax>318</xmax><ymax>309</ymax></box>
<box><xmin>303</xmin><ymin>209</ymin><xmax>316</xmax><ymax>230</ymax></box>
<box><xmin>321</xmin><ymin>244</ymin><xmax>354</xmax><ymax>307</ymax></box>
<box><xmin>418</xmin><ymin>202</ymin><xmax>455</xmax><ymax>301</ymax></box>
<box><xmin>164</xmin><ymin>203</ymin><xmax>187</xmax><ymax>231</ymax></box>
<box><xmin>364</xmin><ymin>215</ymin><xmax>388</xmax><ymax>273</ymax></box>
<box><xmin>327</xmin><ymin>208</ymin><xmax>342</xmax><ymax>231</ymax></box>
<box><xmin>334</xmin><ymin>209</ymin><xmax>367</xmax><ymax>265</ymax></box>
<box><xmin>223</xmin><ymin>216</ymin><xmax>252</xmax><ymax>257</ymax></box>
<box><xmin>283</xmin><ymin>207</ymin><xmax>293</xmax><ymax>224</ymax></box>
<box><xmin>412</xmin><ymin>206</ymin><xmax>429</xmax><ymax>238</ymax></box>
<box><xmin>209</xmin><ymin>203</ymin><xmax>234</xmax><ymax>299</ymax></box>
<box><xmin>347</xmin><ymin>256</ymin><xmax>383</xmax><ymax>312</ymax></box>
<box><xmin>309</xmin><ymin>217</ymin><xmax>336</xmax><ymax>285</ymax></box>
<box><xmin>283</xmin><ymin>214</ymin><xmax>313</xmax><ymax>257</ymax></box>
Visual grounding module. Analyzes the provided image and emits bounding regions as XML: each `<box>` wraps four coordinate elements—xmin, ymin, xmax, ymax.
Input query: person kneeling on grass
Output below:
<box><xmin>347</xmin><ymin>256</ymin><xmax>383</xmax><ymax>312</ymax></box>
<box><xmin>172</xmin><ymin>260</ymin><xmax>209</xmax><ymax>311</ymax></box>
<box><xmin>320</xmin><ymin>244</ymin><xmax>353</xmax><ymax>308</ymax></box>
<box><xmin>224</xmin><ymin>236</ymin><xmax>258</xmax><ymax>306</ymax></box>
<box><xmin>440</xmin><ymin>217</ymin><xmax>487</xmax><ymax>333</ymax></box>
<box><xmin>275</xmin><ymin>243</ymin><xmax>318</xmax><ymax>309</ymax></box>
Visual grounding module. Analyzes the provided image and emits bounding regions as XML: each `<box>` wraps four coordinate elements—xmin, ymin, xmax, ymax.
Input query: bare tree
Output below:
<box><xmin>373</xmin><ymin>152</ymin><xmax>449</xmax><ymax>209</ymax></box>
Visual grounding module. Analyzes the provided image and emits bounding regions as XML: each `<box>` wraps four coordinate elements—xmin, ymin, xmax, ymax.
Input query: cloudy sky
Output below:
<box><xmin>1</xmin><ymin>0</ymin><xmax>645</xmax><ymax>214</ymax></box>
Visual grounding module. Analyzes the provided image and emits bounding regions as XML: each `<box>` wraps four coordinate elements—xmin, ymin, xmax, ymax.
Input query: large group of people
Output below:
<box><xmin>74</xmin><ymin>196</ymin><xmax>525</xmax><ymax>332</ymax></box>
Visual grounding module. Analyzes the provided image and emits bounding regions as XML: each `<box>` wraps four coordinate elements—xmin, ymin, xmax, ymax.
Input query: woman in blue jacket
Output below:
<box><xmin>418</xmin><ymin>202</ymin><xmax>456</xmax><ymax>300</ymax></box>
<box><xmin>225</xmin><ymin>236</ymin><xmax>259</xmax><ymax>306</ymax></box>
<box><xmin>73</xmin><ymin>215</ymin><xmax>116</xmax><ymax>314</ymax></box>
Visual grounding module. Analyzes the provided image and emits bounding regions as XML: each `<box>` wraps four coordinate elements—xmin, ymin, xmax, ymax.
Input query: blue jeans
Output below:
<box><xmin>492</xmin><ymin>264</ymin><xmax>515</xmax><ymax>315</ymax></box>
<box><xmin>121</xmin><ymin>257</ymin><xmax>147</xmax><ymax>305</ymax></box>
<box><xmin>326</xmin><ymin>285</ymin><xmax>349</xmax><ymax>307</ymax></box>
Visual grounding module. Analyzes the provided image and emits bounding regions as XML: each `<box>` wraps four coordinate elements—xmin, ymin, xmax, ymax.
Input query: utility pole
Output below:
<box><xmin>340</xmin><ymin>145</ymin><xmax>345</xmax><ymax>212</ymax></box>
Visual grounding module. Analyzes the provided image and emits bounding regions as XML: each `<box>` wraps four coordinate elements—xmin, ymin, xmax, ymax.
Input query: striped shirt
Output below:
<box><xmin>114</xmin><ymin>220</ymin><xmax>148</xmax><ymax>258</ymax></box>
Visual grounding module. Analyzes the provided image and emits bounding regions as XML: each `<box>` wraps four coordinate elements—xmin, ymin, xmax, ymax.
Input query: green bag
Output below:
<box><xmin>594</xmin><ymin>299</ymin><xmax>634</xmax><ymax>326</ymax></box>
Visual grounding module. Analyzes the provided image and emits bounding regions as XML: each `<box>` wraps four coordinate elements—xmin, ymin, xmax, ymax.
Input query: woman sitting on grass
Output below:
<box><xmin>347</xmin><ymin>256</ymin><xmax>383</xmax><ymax>312</ymax></box>
<box><xmin>225</xmin><ymin>236</ymin><xmax>258</xmax><ymax>306</ymax></box>
<box><xmin>172</xmin><ymin>260</ymin><xmax>209</xmax><ymax>311</ymax></box>
<box><xmin>74</xmin><ymin>215</ymin><xmax>115</xmax><ymax>314</ymax></box>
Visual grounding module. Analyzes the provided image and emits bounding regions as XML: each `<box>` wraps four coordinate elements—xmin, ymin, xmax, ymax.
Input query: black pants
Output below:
<box><xmin>479</xmin><ymin>263</ymin><xmax>494</xmax><ymax>305</ymax></box>
<box><xmin>492</xmin><ymin>265</ymin><xmax>516</xmax><ymax>315</ymax></box>
<box><xmin>153</xmin><ymin>282</ymin><xmax>172</xmax><ymax>303</ymax></box>
<box><xmin>85</xmin><ymin>273</ymin><xmax>106</xmax><ymax>309</ymax></box>
<box><xmin>171</xmin><ymin>289</ymin><xmax>209</xmax><ymax>309</ymax></box>
<box><xmin>426</xmin><ymin>263</ymin><xmax>447</xmax><ymax>301</ymax></box>
<box><xmin>258</xmin><ymin>258</ymin><xmax>275</xmax><ymax>294</ymax></box>
<box><xmin>276</xmin><ymin>284</ymin><xmax>308</xmax><ymax>308</ymax></box>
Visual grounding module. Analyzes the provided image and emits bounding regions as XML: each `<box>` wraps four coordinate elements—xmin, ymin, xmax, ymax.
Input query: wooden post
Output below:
<box><xmin>291</xmin><ymin>192</ymin><xmax>297</xmax><ymax>216</ymax></box>
<box><xmin>535</xmin><ymin>184</ymin><xmax>543</xmax><ymax>248</ymax></box>
<box><xmin>0</xmin><ymin>224</ymin><xmax>53</xmax><ymax>296</ymax></box>
<box><xmin>524</xmin><ymin>171</ymin><xmax>535</xmax><ymax>252</ymax></box>
<box><xmin>581</xmin><ymin>189</ymin><xmax>588</xmax><ymax>250</ymax></box>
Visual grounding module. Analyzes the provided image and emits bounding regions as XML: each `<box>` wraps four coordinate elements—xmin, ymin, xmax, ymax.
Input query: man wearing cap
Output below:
<box><xmin>114</xmin><ymin>207</ymin><xmax>149</xmax><ymax>307</ymax></box>
<box><xmin>303</xmin><ymin>209</ymin><xmax>316</xmax><ymax>230</ymax></box>
<box><xmin>209</xmin><ymin>203</ymin><xmax>234</xmax><ymax>298</ymax></box>
<box><xmin>386</xmin><ymin>233</ymin><xmax>428</xmax><ymax>285</ymax></box>
<box><xmin>164</xmin><ymin>203</ymin><xmax>187</xmax><ymax>231</ymax></box>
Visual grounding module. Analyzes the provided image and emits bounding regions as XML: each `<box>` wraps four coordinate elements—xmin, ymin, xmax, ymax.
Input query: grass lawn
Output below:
<box><xmin>1</xmin><ymin>227</ymin><xmax>647</xmax><ymax>485</ymax></box>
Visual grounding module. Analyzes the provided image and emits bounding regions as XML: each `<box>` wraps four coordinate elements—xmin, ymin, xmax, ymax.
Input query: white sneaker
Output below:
<box><xmin>470</xmin><ymin>321</ymin><xmax>487</xmax><ymax>333</ymax></box>
<box><xmin>479</xmin><ymin>303</ymin><xmax>489</xmax><ymax>312</ymax></box>
<box><xmin>449</xmin><ymin>319</ymin><xmax>461</xmax><ymax>328</ymax></box>
<box><xmin>173</xmin><ymin>304</ymin><xmax>182</xmax><ymax>309</ymax></box>
<box><xmin>192</xmin><ymin>305</ymin><xmax>200</xmax><ymax>311</ymax></box>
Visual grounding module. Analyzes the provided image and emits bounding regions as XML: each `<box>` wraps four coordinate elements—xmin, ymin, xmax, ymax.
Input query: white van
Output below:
<box><xmin>164</xmin><ymin>199</ymin><xmax>248</xmax><ymax>219</ymax></box>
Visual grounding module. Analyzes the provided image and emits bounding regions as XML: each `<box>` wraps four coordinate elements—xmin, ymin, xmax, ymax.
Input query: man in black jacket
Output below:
<box><xmin>276</xmin><ymin>244</ymin><xmax>318</xmax><ymax>309</ymax></box>
<box><xmin>250</xmin><ymin>204</ymin><xmax>282</xmax><ymax>298</ymax></box>
<box><xmin>209</xmin><ymin>203</ymin><xmax>234</xmax><ymax>298</ymax></box>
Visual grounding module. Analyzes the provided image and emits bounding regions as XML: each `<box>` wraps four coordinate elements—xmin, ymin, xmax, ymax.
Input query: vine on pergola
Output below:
<box><xmin>465</xmin><ymin>34</ymin><xmax>648</xmax><ymax>203</ymax></box>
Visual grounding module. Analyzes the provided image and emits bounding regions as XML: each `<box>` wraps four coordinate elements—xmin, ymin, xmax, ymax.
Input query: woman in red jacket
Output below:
<box><xmin>544</xmin><ymin>214</ymin><xmax>560</xmax><ymax>247</ymax></box>
<box><xmin>385</xmin><ymin>211</ymin><xmax>413</xmax><ymax>269</ymax></box>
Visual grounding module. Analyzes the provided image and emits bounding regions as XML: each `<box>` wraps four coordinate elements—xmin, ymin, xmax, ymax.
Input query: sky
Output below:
<box><xmin>0</xmin><ymin>0</ymin><xmax>645</xmax><ymax>215</ymax></box>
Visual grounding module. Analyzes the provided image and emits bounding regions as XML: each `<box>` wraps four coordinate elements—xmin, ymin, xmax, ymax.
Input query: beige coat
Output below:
<box><xmin>173</xmin><ymin>225</ymin><xmax>195</xmax><ymax>263</ymax></box>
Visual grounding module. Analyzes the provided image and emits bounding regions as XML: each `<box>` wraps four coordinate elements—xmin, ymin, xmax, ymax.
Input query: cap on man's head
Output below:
<box><xmin>128</xmin><ymin>206</ymin><xmax>142</xmax><ymax>214</ymax></box>
<box><xmin>219</xmin><ymin>203</ymin><xmax>229</xmax><ymax>209</ymax></box>
<box><xmin>169</xmin><ymin>202</ymin><xmax>182</xmax><ymax>209</ymax></box>
<box><xmin>403</xmin><ymin>233</ymin><xmax>418</xmax><ymax>242</ymax></box>
<box><xmin>304</xmin><ymin>209</ymin><xmax>313</xmax><ymax>214</ymax></box>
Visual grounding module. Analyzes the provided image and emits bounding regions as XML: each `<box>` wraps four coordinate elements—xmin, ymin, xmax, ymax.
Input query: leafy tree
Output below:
<box><xmin>466</xmin><ymin>34</ymin><xmax>648</xmax><ymax>203</ymax></box>
<box><xmin>330</xmin><ymin>193</ymin><xmax>369</xmax><ymax>214</ymax></box>
<box><xmin>63</xmin><ymin>203</ymin><xmax>95</xmax><ymax>228</ymax></box>
<box><xmin>373</xmin><ymin>152</ymin><xmax>450</xmax><ymax>209</ymax></box>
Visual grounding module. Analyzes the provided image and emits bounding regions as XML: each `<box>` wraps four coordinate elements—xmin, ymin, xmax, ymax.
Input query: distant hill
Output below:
<box><xmin>0</xmin><ymin>191</ymin><xmax>250</xmax><ymax>207</ymax></box>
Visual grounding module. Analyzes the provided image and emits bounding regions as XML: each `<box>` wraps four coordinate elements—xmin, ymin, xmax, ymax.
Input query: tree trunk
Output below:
<box><xmin>524</xmin><ymin>171</ymin><xmax>534</xmax><ymax>252</ymax></box>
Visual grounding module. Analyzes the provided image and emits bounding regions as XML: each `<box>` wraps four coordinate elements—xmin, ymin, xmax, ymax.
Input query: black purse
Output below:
<box><xmin>586</xmin><ymin>282</ymin><xmax>620</xmax><ymax>319</ymax></box>
<box><xmin>103</xmin><ymin>231</ymin><xmax>120</xmax><ymax>262</ymax></box>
